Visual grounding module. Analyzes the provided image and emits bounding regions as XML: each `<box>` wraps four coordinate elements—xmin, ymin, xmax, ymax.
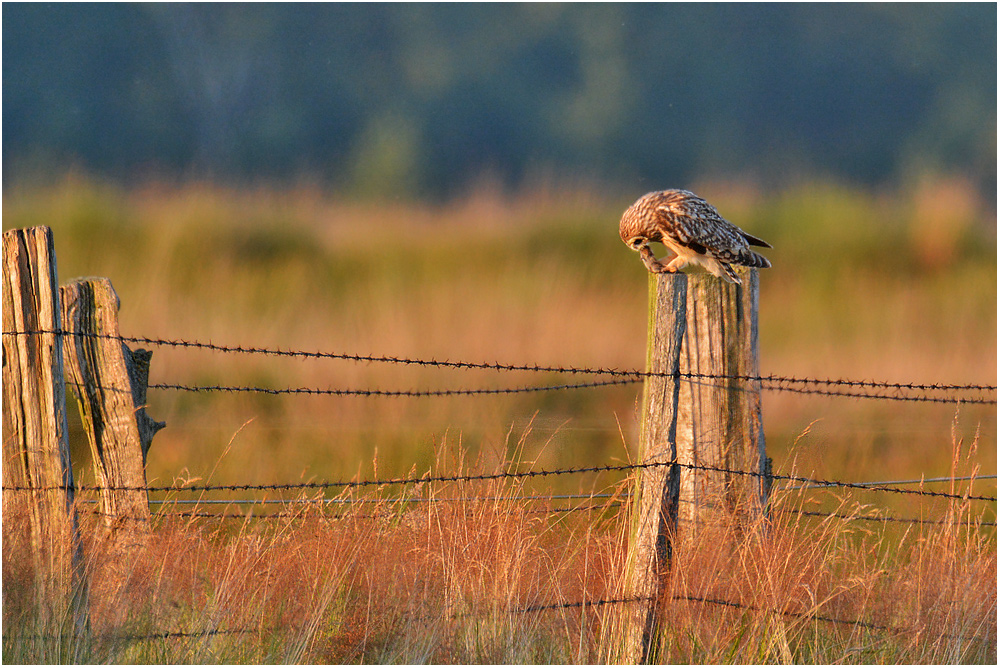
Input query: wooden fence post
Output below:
<box><xmin>622</xmin><ymin>273</ymin><xmax>686</xmax><ymax>664</ymax></box>
<box><xmin>623</xmin><ymin>268</ymin><xmax>768</xmax><ymax>662</ymax></box>
<box><xmin>2</xmin><ymin>226</ymin><xmax>88</xmax><ymax>635</ymax></box>
<box><xmin>61</xmin><ymin>277</ymin><xmax>165</xmax><ymax>536</ymax></box>
<box><xmin>676</xmin><ymin>268</ymin><xmax>768</xmax><ymax>531</ymax></box>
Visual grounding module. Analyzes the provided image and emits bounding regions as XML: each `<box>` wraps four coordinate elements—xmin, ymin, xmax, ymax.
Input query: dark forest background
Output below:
<box><xmin>3</xmin><ymin>3</ymin><xmax>996</xmax><ymax>199</ymax></box>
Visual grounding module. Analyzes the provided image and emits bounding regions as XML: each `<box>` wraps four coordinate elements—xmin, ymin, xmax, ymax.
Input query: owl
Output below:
<box><xmin>619</xmin><ymin>189</ymin><xmax>771</xmax><ymax>284</ymax></box>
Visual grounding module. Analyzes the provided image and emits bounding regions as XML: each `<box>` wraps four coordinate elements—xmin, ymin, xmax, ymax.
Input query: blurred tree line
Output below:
<box><xmin>3</xmin><ymin>3</ymin><xmax>996</xmax><ymax>199</ymax></box>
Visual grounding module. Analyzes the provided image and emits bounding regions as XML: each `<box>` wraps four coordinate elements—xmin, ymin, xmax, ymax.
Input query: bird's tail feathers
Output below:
<box><xmin>741</xmin><ymin>232</ymin><xmax>772</xmax><ymax>248</ymax></box>
<box><xmin>739</xmin><ymin>249</ymin><xmax>771</xmax><ymax>269</ymax></box>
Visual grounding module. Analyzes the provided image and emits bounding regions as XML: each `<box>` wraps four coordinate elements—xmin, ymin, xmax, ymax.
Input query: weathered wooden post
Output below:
<box><xmin>2</xmin><ymin>226</ymin><xmax>88</xmax><ymax>635</ymax></box>
<box><xmin>676</xmin><ymin>269</ymin><xmax>768</xmax><ymax>531</ymax></box>
<box><xmin>623</xmin><ymin>268</ymin><xmax>768</xmax><ymax>662</ymax></box>
<box><xmin>61</xmin><ymin>277</ymin><xmax>165</xmax><ymax>536</ymax></box>
<box><xmin>621</xmin><ymin>275</ymin><xmax>686</xmax><ymax>663</ymax></box>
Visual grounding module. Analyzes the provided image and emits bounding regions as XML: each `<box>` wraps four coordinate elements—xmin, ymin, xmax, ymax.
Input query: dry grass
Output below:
<box><xmin>3</xmin><ymin>433</ymin><xmax>994</xmax><ymax>663</ymax></box>
<box><xmin>3</xmin><ymin>173</ymin><xmax>993</xmax><ymax>491</ymax></box>
<box><xmin>2</xmin><ymin>173</ymin><xmax>996</xmax><ymax>662</ymax></box>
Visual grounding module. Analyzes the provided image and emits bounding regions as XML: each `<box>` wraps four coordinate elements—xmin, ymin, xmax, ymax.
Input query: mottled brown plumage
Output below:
<box><xmin>619</xmin><ymin>189</ymin><xmax>772</xmax><ymax>284</ymax></box>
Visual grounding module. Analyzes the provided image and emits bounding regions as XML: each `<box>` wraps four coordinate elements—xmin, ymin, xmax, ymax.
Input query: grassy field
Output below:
<box><xmin>2</xmin><ymin>173</ymin><xmax>996</xmax><ymax>661</ymax></box>
<box><xmin>3</xmin><ymin>440</ymin><xmax>994</xmax><ymax>663</ymax></box>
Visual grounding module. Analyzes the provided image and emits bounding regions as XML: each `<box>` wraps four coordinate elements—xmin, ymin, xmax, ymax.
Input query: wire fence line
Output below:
<box><xmin>786</xmin><ymin>474</ymin><xmax>997</xmax><ymax>491</ymax></box>
<box><xmin>148</xmin><ymin>379</ymin><xmax>997</xmax><ymax>405</ymax></box>
<box><xmin>78</xmin><ymin>502</ymin><xmax>995</xmax><ymax>529</ymax></box>
<box><xmin>150</xmin><ymin>378</ymin><xmax>640</xmax><ymax>397</ymax></box>
<box><xmin>81</xmin><ymin>475</ymin><xmax>990</xmax><ymax>504</ymax></box>
<box><xmin>67</xmin><ymin>471</ymin><xmax>997</xmax><ymax>527</ymax></box>
<box><xmin>4</xmin><ymin>591</ymin><xmax>987</xmax><ymax>645</ymax></box>
<box><xmin>3</xmin><ymin>328</ymin><xmax>996</xmax><ymax>404</ymax></box>
<box><xmin>9</xmin><ymin>325</ymin><xmax>992</xmax><ymax>516</ymax></box>
<box><xmin>4</xmin><ymin>329</ymin><xmax>993</xmax><ymax>649</ymax></box>
<box><xmin>6</xmin><ymin>460</ymin><xmax>995</xmax><ymax>502</ymax></box>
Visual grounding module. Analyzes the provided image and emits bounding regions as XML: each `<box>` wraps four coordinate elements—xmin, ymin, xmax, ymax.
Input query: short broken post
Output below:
<box><xmin>61</xmin><ymin>277</ymin><xmax>165</xmax><ymax>537</ymax></box>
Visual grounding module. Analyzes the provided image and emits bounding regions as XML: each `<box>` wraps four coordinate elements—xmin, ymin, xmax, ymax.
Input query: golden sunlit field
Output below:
<box><xmin>3</xmin><ymin>173</ymin><xmax>996</xmax><ymax>662</ymax></box>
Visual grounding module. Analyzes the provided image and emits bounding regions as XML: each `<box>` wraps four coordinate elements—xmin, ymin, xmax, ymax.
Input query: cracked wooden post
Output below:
<box><xmin>61</xmin><ymin>277</ymin><xmax>165</xmax><ymax>537</ymax></box>
<box><xmin>2</xmin><ymin>226</ymin><xmax>88</xmax><ymax>636</ymax></box>
<box><xmin>676</xmin><ymin>268</ymin><xmax>768</xmax><ymax>533</ymax></box>
<box><xmin>621</xmin><ymin>272</ymin><xmax>686</xmax><ymax>664</ymax></box>
<box><xmin>623</xmin><ymin>268</ymin><xmax>767</xmax><ymax>663</ymax></box>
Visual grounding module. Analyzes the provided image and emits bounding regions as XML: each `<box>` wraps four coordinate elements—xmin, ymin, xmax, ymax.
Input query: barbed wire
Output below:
<box><xmin>149</xmin><ymin>378</ymin><xmax>639</xmax><ymax>397</ymax></box>
<box><xmin>7</xmin><ymin>460</ymin><xmax>995</xmax><ymax>501</ymax></box>
<box><xmin>66</xmin><ymin>476</ymin><xmax>992</xmax><ymax>507</ymax></box>
<box><xmin>4</xmin><ymin>329</ymin><xmax>995</xmax><ymax>403</ymax></box>
<box><xmin>94</xmin><ymin>503</ymin><xmax>993</xmax><ymax>528</ymax></box>
<box><xmin>88</xmin><ymin>332</ymin><xmax>1000</xmax><ymax>392</ymax></box>
<box><xmin>786</xmin><ymin>474</ymin><xmax>997</xmax><ymax>491</ymax></box>
<box><xmin>72</xmin><ymin>479</ymin><xmax>994</xmax><ymax>526</ymax></box>
<box><xmin>147</xmin><ymin>379</ymin><xmax>997</xmax><ymax>404</ymax></box>
<box><xmin>784</xmin><ymin>508</ymin><xmax>997</xmax><ymax>527</ymax></box>
<box><xmin>670</xmin><ymin>595</ymin><xmax>988</xmax><ymax>642</ymax></box>
<box><xmin>6</xmin><ymin>592</ymin><xmax>986</xmax><ymax>645</ymax></box>
<box><xmin>1</xmin><ymin>627</ymin><xmax>265</xmax><ymax>642</ymax></box>
<box><xmin>5</xmin><ymin>330</ymin><xmax>992</xmax><ymax>650</ymax></box>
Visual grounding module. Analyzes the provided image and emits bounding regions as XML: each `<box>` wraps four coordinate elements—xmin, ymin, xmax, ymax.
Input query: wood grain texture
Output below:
<box><xmin>675</xmin><ymin>267</ymin><xmax>767</xmax><ymax>532</ymax></box>
<box><xmin>61</xmin><ymin>277</ymin><xmax>165</xmax><ymax>534</ymax></box>
<box><xmin>623</xmin><ymin>268</ymin><xmax>768</xmax><ymax>663</ymax></box>
<box><xmin>623</xmin><ymin>272</ymin><xmax>687</xmax><ymax>663</ymax></box>
<box><xmin>2</xmin><ymin>226</ymin><xmax>86</xmax><ymax>632</ymax></box>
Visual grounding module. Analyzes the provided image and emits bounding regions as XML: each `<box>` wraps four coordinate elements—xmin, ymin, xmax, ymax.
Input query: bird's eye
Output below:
<box><xmin>628</xmin><ymin>237</ymin><xmax>646</xmax><ymax>250</ymax></box>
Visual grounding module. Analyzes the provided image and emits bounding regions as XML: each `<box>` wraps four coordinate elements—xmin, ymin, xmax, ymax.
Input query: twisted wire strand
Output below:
<box><xmin>145</xmin><ymin>380</ymin><xmax>997</xmax><ymax>404</ymax></box>
<box><xmin>6</xmin><ymin>593</ymin><xmax>985</xmax><ymax>644</ymax></box>
<box><xmin>7</xmin><ymin>460</ymin><xmax>995</xmax><ymax>501</ymax></box>
<box><xmin>4</xmin><ymin>329</ymin><xmax>995</xmax><ymax>400</ymax></box>
<box><xmin>669</xmin><ymin>595</ymin><xmax>985</xmax><ymax>642</ymax></box>
<box><xmin>149</xmin><ymin>378</ymin><xmax>639</xmax><ymax>397</ymax></box>
<box><xmin>83</xmin><ymin>504</ymin><xmax>992</xmax><ymax>528</ymax></box>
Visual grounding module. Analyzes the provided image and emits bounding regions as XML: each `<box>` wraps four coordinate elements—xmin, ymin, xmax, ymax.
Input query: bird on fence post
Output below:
<box><xmin>619</xmin><ymin>189</ymin><xmax>772</xmax><ymax>284</ymax></box>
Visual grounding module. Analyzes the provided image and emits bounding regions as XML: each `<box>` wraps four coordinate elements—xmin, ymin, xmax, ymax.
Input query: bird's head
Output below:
<box><xmin>619</xmin><ymin>194</ymin><xmax>659</xmax><ymax>251</ymax></box>
<box><xmin>620</xmin><ymin>192</ymin><xmax>668</xmax><ymax>273</ymax></box>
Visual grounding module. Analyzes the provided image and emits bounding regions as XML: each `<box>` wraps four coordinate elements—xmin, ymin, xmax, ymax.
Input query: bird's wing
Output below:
<box><xmin>655</xmin><ymin>202</ymin><xmax>749</xmax><ymax>263</ymax></box>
